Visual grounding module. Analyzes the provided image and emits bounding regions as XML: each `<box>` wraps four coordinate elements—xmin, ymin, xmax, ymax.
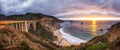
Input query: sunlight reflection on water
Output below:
<box><xmin>91</xmin><ymin>20</ymin><xmax>97</xmax><ymax>36</ymax></box>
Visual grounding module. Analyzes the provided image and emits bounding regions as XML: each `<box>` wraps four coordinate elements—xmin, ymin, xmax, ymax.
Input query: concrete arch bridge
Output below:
<box><xmin>0</xmin><ymin>20</ymin><xmax>40</xmax><ymax>32</ymax></box>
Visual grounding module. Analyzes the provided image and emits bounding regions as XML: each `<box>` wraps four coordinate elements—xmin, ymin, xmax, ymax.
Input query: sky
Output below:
<box><xmin>0</xmin><ymin>0</ymin><xmax>120</xmax><ymax>17</ymax></box>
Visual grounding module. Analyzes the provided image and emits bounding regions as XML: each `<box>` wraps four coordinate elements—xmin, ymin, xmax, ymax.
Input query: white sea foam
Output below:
<box><xmin>60</xmin><ymin>28</ymin><xmax>87</xmax><ymax>44</ymax></box>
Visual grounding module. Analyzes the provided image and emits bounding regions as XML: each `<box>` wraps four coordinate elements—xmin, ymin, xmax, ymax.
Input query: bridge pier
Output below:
<box><xmin>10</xmin><ymin>22</ymin><xmax>29</xmax><ymax>32</ymax></box>
<box><xmin>24</xmin><ymin>21</ymin><xmax>28</xmax><ymax>32</ymax></box>
<box><xmin>21</xmin><ymin>22</ymin><xmax>24</xmax><ymax>32</ymax></box>
<box><xmin>32</xmin><ymin>22</ymin><xmax>37</xmax><ymax>31</ymax></box>
<box><xmin>15</xmin><ymin>23</ymin><xmax>18</xmax><ymax>30</ymax></box>
<box><xmin>18</xmin><ymin>22</ymin><xmax>21</xmax><ymax>31</ymax></box>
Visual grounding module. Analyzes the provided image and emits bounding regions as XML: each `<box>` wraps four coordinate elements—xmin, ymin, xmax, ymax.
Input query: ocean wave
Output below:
<box><xmin>60</xmin><ymin>27</ymin><xmax>87</xmax><ymax>44</ymax></box>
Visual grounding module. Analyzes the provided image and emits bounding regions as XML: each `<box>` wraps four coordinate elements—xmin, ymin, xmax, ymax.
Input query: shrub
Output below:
<box><xmin>87</xmin><ymin>42</ymin><xmax>112</xmax><ymax>50</ymax></box>
<box><xmin>0</xmin><ymin>43</ymin><xmax>4</xmax><ymax>49</ymax></box>
<box><xmin>36</xmin><ymin>23</ymin><xmax>56</xmax><ymax>41</ymax></box>
<box><xmin>20</xmin><ymin>40</ymin><xmax>34</xmax><ymax>50</ymax></box>
<box><xmin>23</xmin><ymin>32</ymin><xmax>31</xmax><ymax>39</ymax></box>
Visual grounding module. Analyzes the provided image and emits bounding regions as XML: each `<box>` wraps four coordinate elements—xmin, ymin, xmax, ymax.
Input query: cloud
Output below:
<box><xmin>111</xmin><ymin>0</ymin><xmax>120</xmax><ymax>12</ymax></box>
<box><xmin>0</xmin><ymin>0</ymin><xmax>34</xmax><ymax>15</ymax></box>
<box><xmin>0</xmin><ymin>2</ymin><xmax>3</xmax><ymax>14</ymax></box>
<box><xmin>0</xmin><ymin>0</ymin><xmax>120</xmax><ymax>16</ymax></box>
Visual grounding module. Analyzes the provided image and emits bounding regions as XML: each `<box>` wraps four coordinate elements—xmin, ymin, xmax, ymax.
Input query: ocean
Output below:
<box><xmin>59</xmin><ymin>20</ymin><xmax>120</xmax><ymax>44</ymax></box>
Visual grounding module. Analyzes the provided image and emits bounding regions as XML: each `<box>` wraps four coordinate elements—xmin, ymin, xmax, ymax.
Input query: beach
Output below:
<box><xmin>53</xmin><ymin>27</ymin><xmax>87</xmax><ymax>46</ymax></box>
<box><xmin>53</xmin><ymin>28</ymin><xmax>71</xmax><ymax>46</ymax></box>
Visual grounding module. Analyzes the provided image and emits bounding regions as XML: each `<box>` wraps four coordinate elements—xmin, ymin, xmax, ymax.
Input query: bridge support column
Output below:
<box><xmin>18</xmin><ymin>22</ymin><xmax>21</xmax><ymax>31</ymax></box>
<box><xmin>21</xmin><ymin>22</ymin><xmax>24</xmax><ymax>32</ymax></box>
<box><xmin>24</xmin><ymin>21</ymin><xmax>28</xmax><ymax>32</ymax></box>
<box><xmin>33</xmin><ymin>22</ymin><xmax>36</xmax><ymax>30</ymax></box>
<box><xmin>11</xmin><ymin>23</ymin><xmax>14</xmax><ymax>27</ymax></box>
<box><xmin>15</xmin><ymin>23</ymin><xmax>18</xmax><ymax>30</ymax></box>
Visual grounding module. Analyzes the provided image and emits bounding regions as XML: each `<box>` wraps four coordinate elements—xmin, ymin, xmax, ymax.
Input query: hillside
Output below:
<box><xmin>0</xmin><ymin>25</ymin><xmax>76</xmax><ymax>50</ymax></box>
<box><xmin>0</xmin><ymin>26</ymin><xmax>47</xmax><ymax>50</ymax></box>
<box><xmin>4</xmin><ymin>13</ymin><xmax>60</xmax><ymax>20</ymax></box>
<box><xmin>0</xmin><ymin>12</ymin><xmax>63</xmax><ymax>41</ymax></box>
<box><xmin>0</xmin><ymin>13</ymin><xmax>64</xmax><ymax>50</ymax></box>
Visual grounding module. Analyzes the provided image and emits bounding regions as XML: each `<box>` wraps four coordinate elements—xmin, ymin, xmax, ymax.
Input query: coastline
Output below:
<box><xmin>53</xmin><ymin>27</ymin><xmax>87</xmax><ymax>46</ymax></box>
<box><xmin>60</xmin><ymin>28</ymin><xmax>87</xmax><ymax>44</ymax></box>
<box><xmin>53</xmin><ymin>28</ymin><xmax>71</xmax><ymax>46</ymax></box>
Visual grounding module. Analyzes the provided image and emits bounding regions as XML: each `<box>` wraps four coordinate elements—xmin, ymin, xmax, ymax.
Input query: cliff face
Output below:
<box><xmin>28</xmin><ymin>17</ymin><xmax>61</xmax><ymax>41</ymax></box>
<box><xmin>39</xmin><ymin>17</ymin><xmax>60</xmax><ymax>31</ymax></box>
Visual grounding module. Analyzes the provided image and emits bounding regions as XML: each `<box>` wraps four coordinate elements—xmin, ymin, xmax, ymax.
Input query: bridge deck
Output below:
<box><xmin>0</xmin><ymin>20</ymin><xmax>39</xmax><ymax>24</ymax></box>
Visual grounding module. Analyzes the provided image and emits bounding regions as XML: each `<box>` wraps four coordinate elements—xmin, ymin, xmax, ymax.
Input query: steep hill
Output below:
<box><xmin>0</xmin><ymin>26</ymin><xmax>47</xmax><ymax>50</ymax></box>
<box><xmin>3</xmin><ymin>13</ymin><xmax>60</xmax><ymax>20</ymax></box>
<box><xmin>0</xmin><ymin>25</ymin><xmax>67</xmax><ymax>50</ymax></box>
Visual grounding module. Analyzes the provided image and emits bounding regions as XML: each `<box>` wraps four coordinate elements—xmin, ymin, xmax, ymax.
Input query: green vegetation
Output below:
<box><xmin>23</xmin><ymin>32</ymin><xmax>59</xmax><ymax>50</ymax></box>
<box><xmin>23</xmin><ymin>32</ymin><xmax>32</xmax><ymax>40</ymax></box>
<box><xmin>0</xmin><ymin>29</ymin><xmax>13</xmax><ymax>36</ymax></box>
<box><xmin>90</xmin><ymin>36</ymin><xmax>107</xmax><ymax>43</ymax></box>
<box><xmin>0</xmin><ymin>29</ymin><xmax>17</xmax><ymax>49</ymax></box>
<box><xmin>19</xmin><ymin>40</ymin><xmax>34</xmax><ymax>50</ymax></box>
<box><xmin>87</xmin><ymin>42</ymin><xmax>112</xmax><ymax>50</ymax></box>
<box><xmin>0</xmin><ymin>43</ymin><xmax>4</xmax><ymax>49</ymax></box>
<box><xmin>36</xmin><ymin>22</ymin><xmax>56</xmax><ymax>41</ymax></box>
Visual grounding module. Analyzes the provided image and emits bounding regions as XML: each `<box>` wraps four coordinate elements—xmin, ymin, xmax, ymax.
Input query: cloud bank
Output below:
<box><xmin>0</xmin><ymin>0</ymin><xmax>120</xmax><ymax>17</ymax></box>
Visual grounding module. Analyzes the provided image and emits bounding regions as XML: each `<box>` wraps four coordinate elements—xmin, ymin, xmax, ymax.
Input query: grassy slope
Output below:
<box><xmin>0</xmin><ymin>26</ymin><xmax>68</xmax><ymax>50</ymax></box>
<box><xmin>0</xmin><ymin>26</ymin><xmax>47</xmax><ymax>50</ymax></box>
